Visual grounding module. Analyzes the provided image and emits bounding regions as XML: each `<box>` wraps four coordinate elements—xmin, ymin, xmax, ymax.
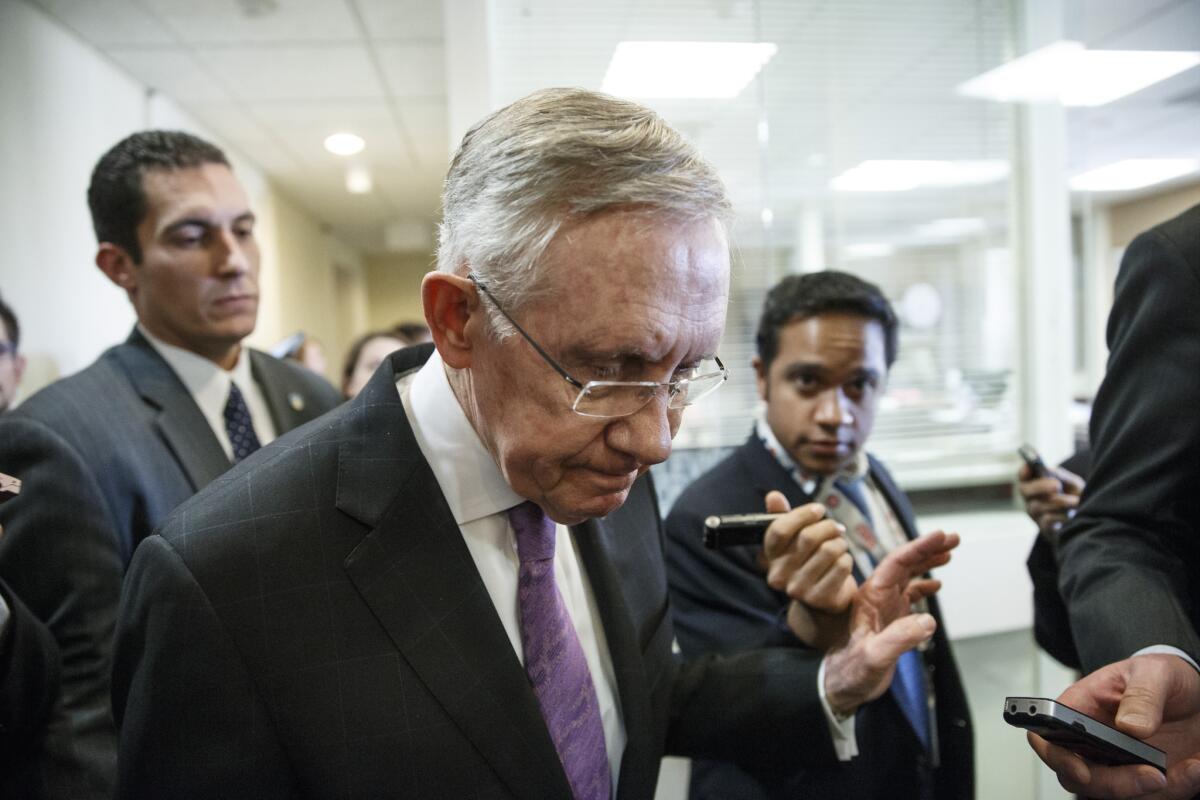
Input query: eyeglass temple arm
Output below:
<box><xmin>466</xmin><ymin>274</ymin><xmax>585</xmax><ymax>390</ymax></box>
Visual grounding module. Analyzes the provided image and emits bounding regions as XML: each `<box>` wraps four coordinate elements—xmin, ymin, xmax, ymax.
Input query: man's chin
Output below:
<box><xmin>544</xmin><ymin>488</ymin><xmax>632</xmax><ymax>525</ymax></box>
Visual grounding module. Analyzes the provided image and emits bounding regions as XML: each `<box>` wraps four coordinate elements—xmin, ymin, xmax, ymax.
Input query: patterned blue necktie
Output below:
<box><xmin>833</xmin><ymin>479</ymin><xmax>931</xmax><ymax>750</ymax></box>
<box><xmin>508</xmin><ymin>501</ymin><xmax>611</xmax><ymax>800</ymax></box>
<box><xmin>223</xmin><ymin>382</ymin><xmax>261</xmax><ymax>462</ymax></box>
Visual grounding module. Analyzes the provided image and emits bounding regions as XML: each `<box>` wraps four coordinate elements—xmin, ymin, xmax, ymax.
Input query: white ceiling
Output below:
<box><xmin>30</xmin><ymin>0</ymin><xmax>1200</xmax><ymax>255</ymax></box>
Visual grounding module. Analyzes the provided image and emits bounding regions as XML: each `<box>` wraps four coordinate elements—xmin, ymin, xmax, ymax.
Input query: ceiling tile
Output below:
<box><xmin>106</xmin><ymin>48</ymin><xmax>230</xmax><ymax>103</ymax></box>
<box><xmin>192</xmin><ymin>45</ymin><xmax>385</xmax><ymax>101</ymax></box>
<box><xmin>375</xmin><ymin>43</ymin><xmax>446</xmax><ymax>97</ymax></box>
<box><xmin>33</xmin><ymin>0</ymin><xmax>176</xmax><ymax>46</ymax></box>
<box><xmin>138</xmin><ymin>0</ymin><xmax>360</xmax><ymax>44</ymax></box>
<box><xmin>354</xmin><ymin>0</ymin><xmax>444</xmax><ymax>41</ymax></box>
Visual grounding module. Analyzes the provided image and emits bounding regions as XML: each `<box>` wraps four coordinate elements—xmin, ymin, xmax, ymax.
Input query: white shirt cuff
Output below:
<box><xmin>1133</xmin><ymin>645</ymin><xmax>1200</xmax><ymax>674</ymax></box>
<box><xmin>818</xmin><ymin>656</ymin><xmax>858</xmax><ymax>760</ymax></box>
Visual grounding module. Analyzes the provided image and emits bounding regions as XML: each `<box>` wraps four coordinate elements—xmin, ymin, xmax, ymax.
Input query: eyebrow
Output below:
<box><xmin>782</xmin><ymin>361</ymin><xmax>881</xmax><ymax>381</ymax></box>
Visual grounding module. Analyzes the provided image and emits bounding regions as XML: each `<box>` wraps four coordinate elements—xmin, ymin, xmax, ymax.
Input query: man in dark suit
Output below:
<box><xmin>0</xmin><ymin>294</ymin><xmax>26</xmax><ymax>414</ymax></box>
<box><xmin>111</xmin><ymin>89</ymin><xmax>957</xmax><ymax>798</ymax></box>
<box><xmin>1030</xmin><ymin>204</ymin><xmax>1200</xmax><ymax>798</ymax></box>
<box><xmin>0</xmin><ymin>131</ymin><xmax>341</xmax><ymax>797</ymax></box>
<box><xmin>666</xmin><ymin>271</ymin><xmax>973</xmax><ymax>800</ymax></box>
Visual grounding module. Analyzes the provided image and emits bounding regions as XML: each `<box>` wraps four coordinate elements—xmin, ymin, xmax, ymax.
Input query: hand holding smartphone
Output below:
<box><xmin>1004</xmin><ymin>696</ymin><xmax>1166</xmax><ymax>771</ymax></box>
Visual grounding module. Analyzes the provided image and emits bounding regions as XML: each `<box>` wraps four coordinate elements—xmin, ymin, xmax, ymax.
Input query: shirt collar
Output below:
<box><xmin>405</xmin><ymin>349</ymin><xmax>523</xmax><ymax>526</ymax></box>
<box><xmin>754</xmin><ymin>416</ymin><xmax>869</xmax><ymax>495</ymax></box>
<box><xmin>138</xmin><ymin>324</ymin><xmax>254</xmax><ymax>409</ymax></box>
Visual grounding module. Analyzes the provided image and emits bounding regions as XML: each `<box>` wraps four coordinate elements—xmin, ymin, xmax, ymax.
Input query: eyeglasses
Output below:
<box><xmin>468</xmin><ymin>274</ymin><xmax>727</xmax><ymax>418</ymax></box>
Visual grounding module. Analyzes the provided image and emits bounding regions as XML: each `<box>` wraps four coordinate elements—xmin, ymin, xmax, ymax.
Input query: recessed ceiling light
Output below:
<box><xmin>760</xmin><ymin>208</ymin><xmax>774</xmax><ymax>227</ymax></box>
<box><xmin>324</xmin><ymin>132</ymin><xmax>365</xmax><ymax>156</ymax></box>
<box><xmin>345</xmin><ymin>165</ymin><xmax>373</xmax><ymax>194</ymax></box>
<box><xmin>1069</xmin><ymin>159</ymin><xmax>1199</xmax><ymax>192</ymax></box>
<box><xmin>831</xmin><ymin>160</ymin><xmax>1009</xmax><ymax>192</ymax></box>
<box><xmin>914</xmin><ymin>217</ymin><xmax>987</xmax><ymax>240</ymax></box>
<box><xmin>843</xmin><ymin>243</ymin><xmax>896</xmax><ymax>259</ymax></box>
<box><xmin>601</xmin><ymin>41</ymin><xmax>778</xmax><ymax>99</ymax></box>
<box><xmin>957</xmin><ymin>41</ymin><xmax>1200</xmax><ymax>106</ymax></box>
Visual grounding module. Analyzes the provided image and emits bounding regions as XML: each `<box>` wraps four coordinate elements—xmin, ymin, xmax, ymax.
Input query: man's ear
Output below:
<box><xmin>422</xmin><ymin>271</ymin><xmax>481</xmax><ymax>369</ymax></box>
<box><xmin>752</xmin><ymin>355</ymin><xmax>768</xmax><ymax>402</ymax></box>
<box><xmin>96</xmin><ymin>243</ymin><xmax>137</xmax><ymax>295</ymax></box>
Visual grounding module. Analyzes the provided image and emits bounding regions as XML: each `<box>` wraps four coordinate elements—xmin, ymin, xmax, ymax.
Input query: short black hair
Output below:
<box><xmin>0</xmin><ymin>294</ymin><xmax>18</xmax><ymax>351</ymax></box>
<box><xmin>755</xmin><ymin>270</ymin><xmax>899</xmax><ymax>368</ymax></box>
<box><xmin>87</xmin><ymin>130</ymin><xmax>230</xmax><ymax>263</ymax></box>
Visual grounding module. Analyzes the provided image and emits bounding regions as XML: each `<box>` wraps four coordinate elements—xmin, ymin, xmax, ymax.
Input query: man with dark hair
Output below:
<box><xmin>666</xmin><ymin>270</ymin><xmax>973</xmax><ymax>799</ymax></box>
<box><xmin>0</xmin><ymin>294</ymin><xmax>25</xmax><ymax>413</ymax></box>
<box><xmin>0</xmin><ymin>130</ymin><xmax>341</xmax><ymax>797</ymax></box>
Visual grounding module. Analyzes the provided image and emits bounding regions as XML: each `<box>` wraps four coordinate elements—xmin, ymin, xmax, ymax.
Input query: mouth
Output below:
<box><xmin>804</xmin><ymin>440</ymin><xmax>849</xmax><ymax>456</ymax></box>
<box><xmin>213</xmin><ymin>294</ymin><xmax>257</xmax><ymax>311</ymax></box>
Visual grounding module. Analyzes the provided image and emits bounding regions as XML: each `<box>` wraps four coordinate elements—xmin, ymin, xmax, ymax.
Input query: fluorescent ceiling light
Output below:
<box><xmin>1070</xmin><ymin>159</ymin><xmax>1199</xmax><ymax>192</ymax></box>
<box><xmin>914</xmin><ymin>217</ymin><xmax>987</xmax><ymax>240</ymax></box>
<box><xmin>843</xmin><ymin>243</ymin><xmax>896</xmax><ymax>259</ymax></box>
<box><xmin>324</xmin><ymin>132</ymin><xmax>365</xmax><ymax>156</ymax></box>
<box><xmin>831</xmin><ymin>160</ymin><xmax>1009</xmax><ymax>192</ymax></box>
<box><xmin>345</xmin><ymin>165</ymin><xmax>372</xmax><ymax>194</ymax></box>
<box><xmin>958</xmin><ymin>41</ymin><xmax>1200</xmax><ymax>106</ymax></box>
<box><xmin>601</xmin><ymin>41</ymin><xmax>777</xmax><ymax>99</ymax></box>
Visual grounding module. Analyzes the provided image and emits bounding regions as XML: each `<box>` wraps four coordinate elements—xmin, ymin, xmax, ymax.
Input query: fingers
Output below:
<box><xmin>864</xmin><ymin>613</ymin><xmax>936</xmax><ymax>667</ymax></box>
<box><xmin>763</xmin><ymin>490</ymin><xmax>791</xmax><ymax>515</ymax></box>
<box><xmin>788</xmin><ymin>552</ymin><xmax>855</xmax><ymax>612</ymax></box>
<box><xmin>903</xmin><ymin>578</ymin><xmax>941</xmax><ymax>606</ymax></box>
<box><xmin>762</xmin><ymin>502</ymin><xmax>827</xmax><ymax>562</ymax></box>
<box><xmin>870</xmin><ymin>531</ymin><xmax>959</xmax><ymax>589</ymax></box>
<box><xmin>764</xmin><ymin>516</ymin><xmax>841</xmax><ymax>590</ymax></box>
<box><xmin>1018</xmin><ymin>476</ymin><xmax>1064</xmax><ymax>500</ymax></box>
<box><xmin>1030</xmin><ymin>735</ymin><xmax>1168</xmax><ymax>798</ymax></box>
<box><xmin>1055</xmin><ymin>467</ymin><xmax>1085</xmax><ymax>496</ymax></box>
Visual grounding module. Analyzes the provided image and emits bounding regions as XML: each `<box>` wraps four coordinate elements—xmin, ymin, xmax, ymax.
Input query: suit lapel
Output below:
<box><xmin>249</xmin><ymin>349</ymin><xmax>299</xmax><ymax>432</ymax></box>
<box><xmin>111</xmin><ymin>329</ymin><xmax>230</xmax><ymax>490</ymax></box>
<box><xmin>572</xmin><ymin>514</ymin><xmax>654</xmax><ymax>796</ymax></box>
<box><xmin>338</xmin><ymin>348</ymin><xmax>572</xmax><ymax>799</ymax></box>
<box><xmin>738</xmin><ymin>433</ymin><xmax>816</xmax><ymax>509</ymax></box>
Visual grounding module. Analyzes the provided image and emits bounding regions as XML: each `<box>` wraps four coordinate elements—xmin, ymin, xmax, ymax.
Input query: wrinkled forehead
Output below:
<box><xmin>531</xmin><ymin>211</ymin><xmax>731</xmax><ymax>357</ymax></box>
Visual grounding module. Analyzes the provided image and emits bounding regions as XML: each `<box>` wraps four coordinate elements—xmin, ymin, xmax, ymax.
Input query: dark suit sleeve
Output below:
<box><xmin>0</xmin><ymin>578</ymin><xmax>61</xmax><ymax>779</ymax></box>
<box><xmin>1058</xmin><ymin>220</ymin><xmax>1200</xmax><ymax>671</ymax></box>
<box><xmin>112</xmin><ymin>535</ymin><xmax>297</xmax><ymax>799</ymax></box>
<box><xmin>0</xmin><ymin>414</ymin><xmax>124</xmax><ymax>794</ymax></box>
<box><xmin>664</xmin><ymin>487</ymin><xmax>835</xmax><ymax>768</ymax></box>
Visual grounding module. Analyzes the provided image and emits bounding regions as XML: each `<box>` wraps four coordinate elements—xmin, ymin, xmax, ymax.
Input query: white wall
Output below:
<box><xmin>0</xmin><ymin>0</ymin><xmax>367</xmax><ymax>399</ymax></box>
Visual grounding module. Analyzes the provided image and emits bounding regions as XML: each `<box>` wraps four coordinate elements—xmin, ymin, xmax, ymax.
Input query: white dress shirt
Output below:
<box><xmin>401</xmin><ymin>350</ymin><xmax>626</xmax><ymax>788</ymax></box>
<box><xmin>139</xmin><ymin>325</ymin><xmax>277</xmax><ymax>460</ymax></box>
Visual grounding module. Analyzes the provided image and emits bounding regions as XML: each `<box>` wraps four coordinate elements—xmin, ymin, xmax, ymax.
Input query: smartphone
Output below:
<box><xmin>1003</xmin><ymin>696</ymin><xmax>1166</xmax><ymax>771</ymax></box>
<box><xmin>1018</xmin><ymin>444</ymin><xmax>1049</xmax><ymax>479</ymax></box>
<box><xmin>702</xmin><ymin>513</ymin><xmax>781</xmax><ymax>549</ymax></box>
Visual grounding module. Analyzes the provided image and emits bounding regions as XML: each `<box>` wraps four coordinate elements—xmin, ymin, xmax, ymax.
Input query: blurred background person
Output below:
<box><xmin>340</xmin><ymin>320</ymin><xmax>431</xmax><ymax>398</ymax></box>
<box><xmin>0</xmin><ymin>294</ymin><xmax>26</xmax><ymax>413</ymax></box>
<box><xmin>0</xmin><ymin>130</ymin><xmax>342</xmax><ymax>797</ymax></box>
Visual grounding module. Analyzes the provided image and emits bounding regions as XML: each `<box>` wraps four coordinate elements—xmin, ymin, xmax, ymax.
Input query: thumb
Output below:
<box><xmin>764</xmin><ymin>490</ymin><xmax>791</xmax><ymax>514</ymax></box>
<box><xmin>867</xmin><ymin>613</ymin><xmax>936</xmax><ymax>667</ymax></box>
<box><xmin>1114</xmin><ymin>657</ymin><xmax>1168</xmax><ymax>739</ymax></box>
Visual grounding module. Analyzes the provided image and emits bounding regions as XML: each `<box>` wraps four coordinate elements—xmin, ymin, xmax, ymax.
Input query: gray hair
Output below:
<box><xmin>437</xmin><ymin>87</ymin><xmax>732</xmax><ymax>333</ymax></box>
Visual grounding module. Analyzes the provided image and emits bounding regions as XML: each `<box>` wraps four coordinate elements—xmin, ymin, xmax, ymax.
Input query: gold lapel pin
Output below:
<box><xmin>288</xmin><ymin>392</ymin><xmax>305</xmax><ymax>412</ymax></box>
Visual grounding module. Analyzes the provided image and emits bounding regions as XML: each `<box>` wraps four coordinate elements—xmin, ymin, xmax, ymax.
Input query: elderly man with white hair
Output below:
<box><xmin>111</xmin><ymin>88</ymin><xmax>955</xmax><ymax>799</ymax></box>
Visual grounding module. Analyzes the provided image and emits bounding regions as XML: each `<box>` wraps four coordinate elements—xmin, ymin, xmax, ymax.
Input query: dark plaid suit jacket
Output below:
<box><xmin>0</xmin><ymin>328</ymin><xmax>341</xmax><ymax>799</ymax></box>
<box><xmin>113</xmin><ymin>344</ymin><xmax>859</xmax><ymax>799</ymax></box>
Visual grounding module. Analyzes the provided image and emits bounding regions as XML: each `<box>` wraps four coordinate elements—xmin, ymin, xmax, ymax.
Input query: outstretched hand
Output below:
<box><xmin>1029</xmin><ymin>654</ymin><xmax>1200</xmax><ymax>798</ymax></box>
<box><xmin>822</xmin><ymin>530</ymin><xmax>959</xmax><ymax>716</ymax></box>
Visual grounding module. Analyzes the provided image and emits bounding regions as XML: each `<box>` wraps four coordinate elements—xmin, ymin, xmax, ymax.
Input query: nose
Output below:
<box><xmin>814</xmin><ymin>387</ymin><xmax>853</xmax><ymax>428</ymax></box>
<box><xmin>214</xmin><ymin>227</ymin><xmax>251</xmax><ymax>277</ymax></box>
<box><xmin>604</xmin><ymin>391</ymin><xmax>675</xmax><ymax>468</ymax></box>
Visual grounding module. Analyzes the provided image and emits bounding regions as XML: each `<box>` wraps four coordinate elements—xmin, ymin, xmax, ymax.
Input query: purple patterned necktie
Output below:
<box><xmin>508</xmin><ymin>501</ymin><xmax>611</xmax><ymax>800</ymax></box>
